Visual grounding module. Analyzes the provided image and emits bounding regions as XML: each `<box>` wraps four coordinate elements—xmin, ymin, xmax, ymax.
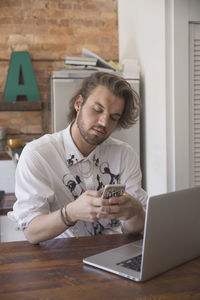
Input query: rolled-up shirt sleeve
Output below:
<box><xmin>8</xmin><ymin>146</ymin><xmax>54</xmax><ymax>230</ymax></box>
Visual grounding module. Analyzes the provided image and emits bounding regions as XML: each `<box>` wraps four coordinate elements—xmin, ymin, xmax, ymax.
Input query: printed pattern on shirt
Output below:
<box><xmin>63</xmin><ymin>154</ymin><xmax>120</xmax><ymax>199</ymax></box>
<box><xmin>62</xmin><ymin>154</ymin><xmax>121</xmax><ymax>235</ymax></box>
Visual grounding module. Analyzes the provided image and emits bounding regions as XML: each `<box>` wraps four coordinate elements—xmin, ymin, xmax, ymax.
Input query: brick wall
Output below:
<box><xmin>0</xmin><ymin>0</ymin><xmax>118</xmax><ymax>140</ymax></box>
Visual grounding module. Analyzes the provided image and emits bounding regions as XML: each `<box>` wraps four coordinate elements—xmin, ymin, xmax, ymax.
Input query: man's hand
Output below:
<box><xmin>67</xmin><ymin>191</ymin><xmax>144</xmax><ymax>226</ymax></box>
<box><xmin>66</xmin><ymin>190</ymin><xmax>106</xmax><ymax>223</ymax></box>
<box><xmin>98</xmin><ymin>192</ymin><xmax>143</xmax><ymax>221</ymax></box>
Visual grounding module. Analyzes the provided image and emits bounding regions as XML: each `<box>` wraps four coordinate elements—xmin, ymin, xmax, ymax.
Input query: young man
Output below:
<box><xmin>8</xmin><ymin>72</ymin><xmax>147</xmax><ymax>244</ymax></box>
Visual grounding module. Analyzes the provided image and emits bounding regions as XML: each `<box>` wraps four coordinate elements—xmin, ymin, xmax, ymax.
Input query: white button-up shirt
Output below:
<box><xmin>8</xmin><ymin>125</ymin><xmax>147</xmax><ymax>238</ymax></box>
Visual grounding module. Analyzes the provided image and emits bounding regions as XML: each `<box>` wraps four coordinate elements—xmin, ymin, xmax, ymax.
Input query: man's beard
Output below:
<box><xmin>77</xmin><ymin>112</ymin><xmax>108</xmax><ymax>146</ymax></box>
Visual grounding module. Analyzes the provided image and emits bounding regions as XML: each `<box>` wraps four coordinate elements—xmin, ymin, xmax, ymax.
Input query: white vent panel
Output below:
<box><xmin>190</xmin><ymin>23</ymin><xmax>200</xmax><ymax>186</ymax></box>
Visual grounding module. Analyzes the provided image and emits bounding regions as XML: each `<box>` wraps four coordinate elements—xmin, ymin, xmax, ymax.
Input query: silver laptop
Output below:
<box><xmin>83</xmin><ymin>186</ymin><xmax>200</xmax><ymax>281</ymax></box>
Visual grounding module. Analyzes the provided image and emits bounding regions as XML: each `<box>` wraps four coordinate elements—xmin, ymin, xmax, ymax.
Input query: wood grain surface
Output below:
<box><xmin>0</xmin><ymin>234</ymin><xmax>199</xmax><ymax>300</ymax></box>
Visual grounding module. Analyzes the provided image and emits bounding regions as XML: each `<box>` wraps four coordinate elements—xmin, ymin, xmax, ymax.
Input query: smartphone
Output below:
<box><xmin>102</xmin><ymin>184</ymin><xmax>126</xmax><ymax>199</ymax></box>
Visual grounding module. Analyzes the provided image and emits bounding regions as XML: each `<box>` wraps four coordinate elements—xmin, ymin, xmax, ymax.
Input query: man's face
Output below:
<box><xmin>75</xmin><ymin>85</ymin><xmax>125</xmax><ymax>147</ymax></box>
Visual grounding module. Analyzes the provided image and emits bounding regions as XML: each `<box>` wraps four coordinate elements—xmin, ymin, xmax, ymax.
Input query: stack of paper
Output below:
<box><xmin>65</xmin><ymin>56</ymin><xmax>97</xmax><ymax>66</ymax></box>
<box><xmin>82</xmin><ymin>48</ymin><xmax>116</xmax><ymax>70</ymax></box>
<box><xmin>64</xmin><ymin>49</ymin><xmax>120</xmax><ymax>72</ymax></box>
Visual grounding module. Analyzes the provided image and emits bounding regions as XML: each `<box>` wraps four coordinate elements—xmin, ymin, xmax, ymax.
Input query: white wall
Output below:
<box><xmin>118</xmin><ymin>0</ymin><xmax>200</xmax><ymax>196</ymax></box>
<box><xmin>118</xmin><ymin>0</ymin><xmax>167</xmax><ymax>196</ymax></box>
<box><xmin>165</xmin><ymin>0</ymin><xmax>190</xmax><ymax>192</ymax></box>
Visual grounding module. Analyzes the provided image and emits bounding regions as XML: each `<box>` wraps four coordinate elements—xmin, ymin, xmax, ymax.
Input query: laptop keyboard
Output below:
<box><xmin>116</xmin><ymin>254</ymin><xmax>142</xmax><ymax>272</ymax></box>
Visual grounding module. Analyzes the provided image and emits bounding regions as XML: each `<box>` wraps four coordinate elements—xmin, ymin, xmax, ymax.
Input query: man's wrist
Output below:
<box><xmin>64</xmin><ymin>204</ymin><xmax>77</xmax><ymax>225</ymax></box>
<box><xmin>59</xmin><ymin>205</ymin><xmax>76</xmax><ymax>227</ymax></box>
<box><xmin>59</xmin><ymin>208</ymin><xmax>72</xmax><ymax>227</ymax></box>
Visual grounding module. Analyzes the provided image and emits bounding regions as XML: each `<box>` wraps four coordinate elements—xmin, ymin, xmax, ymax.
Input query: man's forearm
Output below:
<box><xmin>24</xmin><ymin>209</ymin><xmax>69</xmax><ymax>244</ymax></box>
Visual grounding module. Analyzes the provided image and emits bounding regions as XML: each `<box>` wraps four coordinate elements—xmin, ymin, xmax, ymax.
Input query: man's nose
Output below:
<box><xmin>98</xmin><ymin>112</ymin><xmax>109</xmax><ymax>127</ymax></box>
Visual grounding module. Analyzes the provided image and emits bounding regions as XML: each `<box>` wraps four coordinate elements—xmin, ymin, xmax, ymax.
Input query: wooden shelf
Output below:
<box><xmin>0</xmin><ymin>101</ymin><xmax>42</xmax><ymax>111</ymax></box>
<box><xmin>0</xmin><ymin>193</ymin><xmax>16</xmax><ymax>216</ymax></box>
<box><xmin>0</xmin><ymin>151</ymin><xmax>10</xmax><ymax>160</ymax></box>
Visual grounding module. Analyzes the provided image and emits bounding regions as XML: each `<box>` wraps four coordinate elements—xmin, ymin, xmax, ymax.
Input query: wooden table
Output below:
<box><xmin>0</xmin><ymin>193</ymin><xmax>16</xmax><ymax>216</ymax></box>
<box><xmin>0</xmin><ymin>234</ymin><xmax>199</xmax><ymax>300</ymax></box>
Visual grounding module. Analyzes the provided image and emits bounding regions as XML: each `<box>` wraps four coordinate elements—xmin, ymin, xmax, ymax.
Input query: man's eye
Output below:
<box><xmin>110</xmin><ymin>115</ymin><xmax>120</xmax><ymax>122</ymax></box>
<box><xmin>93</xmin><ymin>106</ymin><xmax>102</xmax><ymax>113</ymax></box>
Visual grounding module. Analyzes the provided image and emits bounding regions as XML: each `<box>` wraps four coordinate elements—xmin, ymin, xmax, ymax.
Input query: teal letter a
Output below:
<box><xmin>3</xmin><ymin>51</ymin><xmax>40</xmax><ymax>102</ymax></box>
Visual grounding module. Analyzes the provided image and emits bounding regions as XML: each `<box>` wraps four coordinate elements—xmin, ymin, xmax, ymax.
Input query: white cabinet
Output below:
<box><xmin>0</xmin><ymin>215</ymin><xmax>26</xmax><ymax>242</ymax></box>
<box><xmin>0</xmin><ymin>160</ymin><xmax>15</xmax><ymax>193</ymax></box>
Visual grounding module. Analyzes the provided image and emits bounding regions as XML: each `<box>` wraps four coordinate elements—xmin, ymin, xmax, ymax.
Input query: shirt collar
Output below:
<box><xmin>63</xmin><ymin>124</ymin><xmax>100</xmax><ymax>167</ymax></box>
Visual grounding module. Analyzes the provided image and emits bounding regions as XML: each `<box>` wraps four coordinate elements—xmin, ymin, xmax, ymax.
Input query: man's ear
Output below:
<box><xmin>74</xmin><ymin>95</ymin><xmax>83</xmax><ymax>112</ymax></box>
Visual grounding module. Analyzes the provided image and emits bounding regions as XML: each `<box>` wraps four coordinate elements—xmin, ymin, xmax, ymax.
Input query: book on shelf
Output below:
<box><xmin>82</xmin><ymin>48</ymin><xmax>116</xmax><ymax>71</ymax></box>
<box><xmin>63</xmin><ymin>64</ymin><xmax>117</xmax><ymax>73</ymax></box>
<box><xmin>64</xmin><ymin>49</ymin><xmax>121</xmax><ymax>73</ymax></box>
<box><xmin>65</xmin><ymin>56</ymin><xmax>97</xmax><ymax>66</ymax></box>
